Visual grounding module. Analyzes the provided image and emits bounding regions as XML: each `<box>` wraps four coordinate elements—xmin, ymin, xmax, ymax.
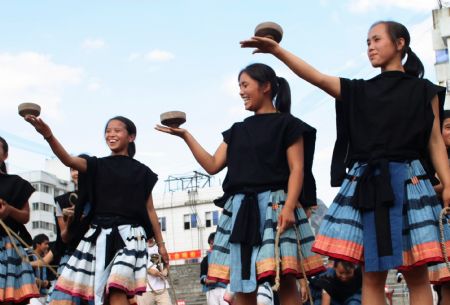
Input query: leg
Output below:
<box><xmin>278</xmin><ymin>275</ymin><xmax>300</xmax><ymax>305</ymax></box>
<box><xmin>362</xmin><ymin>270</ymin><xmax>388</xmax><ymax>305</ymax></box>
<box><xmin>402</xmin><ymin>265</ymin><xmax>433</xmax><ymax>305</ymax></box>
<box><xmin>440</xmin><ymin>282</ymin><xmax>450</xmax><ymax>305</ymax></box>
<box><xmin>109</xmin><ymin>289</ymin><xmax>131</xmax><ymax>305</ymax></box>
<box><xmin>234</xmin><ymin>292</ymin><xmax>257</xmax><ymax>305</ymax></box>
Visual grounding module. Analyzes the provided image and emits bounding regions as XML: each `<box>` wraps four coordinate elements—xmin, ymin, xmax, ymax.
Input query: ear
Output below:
<box><xmin>262</xmin><ymin>81</ymin><xmax>271</xmax><ymax>94</ymax></box>
<box><xmin>128</xmin><ymin>134</ymin><xmax>136</xmax><ymax>142</ymax></box>
<box><xmin>396</xmin><ymin>37</ymin><xmax>405</xmax><ymax>52</ymax></box>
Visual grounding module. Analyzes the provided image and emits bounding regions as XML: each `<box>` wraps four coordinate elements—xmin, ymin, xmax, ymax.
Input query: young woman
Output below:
<box><xmin>25</xmin><ymin>116</ymin><xmax>168</xmax><ymax>305</ymax></box>
<box><xmin>0</xmin><ymin>136</ymin><xmax>40</xmax><ymax>304</ymax></box>
<box><xmin>156</xmin><ymin>63</ymin><xmax>324</xmax><ymax>305</ymax></box>
<box><xmin>240</xmin><ymin>21</ymin><xmax>449</xmax><ymax>305</ymax></box>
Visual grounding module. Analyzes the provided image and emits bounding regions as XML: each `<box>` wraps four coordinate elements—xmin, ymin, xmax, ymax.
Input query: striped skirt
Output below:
<box><xmin>50</xmin><ymin>224</ymin><xmax>147</xmax><ymax>305</ymax></box>
<box><xmin>207</xmin><ymin>190</ymin><xmax>325</xmax><ymax>293</ymax></box>
<box><xmin>312</xmin><ymin>160</ymin><xmax>450</xmax><ymax>272</ymax></box>
<box><xmin>0</xmin><ymin>235</ymin><xmax>40</xmax><ymax>304</ymax></box>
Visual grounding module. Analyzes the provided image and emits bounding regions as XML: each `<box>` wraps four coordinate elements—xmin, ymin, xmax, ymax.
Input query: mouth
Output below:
<box><xmin>107</xmin><ymin>139</ymin><xmax>118</xmax><ymax>144</ymax></box>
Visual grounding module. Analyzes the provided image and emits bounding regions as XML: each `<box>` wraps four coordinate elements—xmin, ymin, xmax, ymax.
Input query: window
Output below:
<box><xmin>32</xmin><ymin>221</ymin><xmax>39</xmax><ymax>229</ymax></box>
<box><xmin>184</xmin><ymin>214</ymin><xmax>198</xmax><ymax>230</ymax></box>
<box><xmin>191</xmin><ymin>214</ymin><xmax>197</xmax><ymax>229</ymax></box>
<box><xmin>212</xmin><ymin>211</ymin><xmax>219</xmax><ymax>226</ymax></box>
<box><xmin>205</xmin><ymin>211</ymin><xmax>219</xmax><ymax>227</ymax></box>
<box><xmin>205</xmin><ymin>212</ymin><xmax>212</xmax><ymax>227</ymax></box>
<box><xmin>32</xmin><ymin>202</ymin><xmax>39</xmax><ymax>210</ymax></box>
<box><xmin>32</xmin><ymin>183</ymin><xmax>39</xmax><ymax>191</ymax></box>
<box><xmin>184</xmin><ymin>214</ymin><xmax>190</xmax><ymax>230</ymax></box>
<box><xmin>436</xmin><ymin>49</ymin><xmax>449</xmax><ymax>64</ymax></box>
<box><xmin>159</xmin><ymin>217</ymin><xmax>166</xmax><ymax>232</ymax></box>
<box><xmin>41</xmin><ymin>184</ymin><xmax>50</xmax><ymax>194</ymax></box>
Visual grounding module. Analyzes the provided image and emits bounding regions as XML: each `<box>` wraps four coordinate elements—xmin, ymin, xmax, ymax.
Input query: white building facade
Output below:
<box><xmin>19</xmin><ymin>170</ymin><xmax>72</xmax><ymax>241</ymax></box>
<box><xmin>153</xmin><ymin>185</ymin><xmax>224</xmax><ymax>264</ymax></box>
<box><xmin>432</xmin><ymin>5</ymin><xmax>450</xmax><ymax>108</ymax></box>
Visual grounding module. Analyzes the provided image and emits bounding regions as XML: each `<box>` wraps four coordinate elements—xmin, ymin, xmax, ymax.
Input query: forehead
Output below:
<box><xmin>368</xmin><ymin>23</ymin><xmax>387</xmax><ymax>38</ymax></box>
<box><xmin>106</xmin><ymin>119</ymin><xmax>127</xmax><ymax>129</ymax></box>
<box><xmin>239</xmin><ymin>72</ymin><xmax>255</xmax><ymax>83</ymax></box>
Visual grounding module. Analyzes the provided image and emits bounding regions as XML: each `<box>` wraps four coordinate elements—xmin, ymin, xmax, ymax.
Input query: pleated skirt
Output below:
<box><xmin>312</xmin><ymin>160</ymin><xmax>450</xmax><ymax>272</ymax></box>
<box><xmin>207</xmin><ymin>190</ymin><xmax>325</xmax><ymax>293</ymax></box>
<box><xmin>0</xmin><ymin>235</ymin><xmax>40</xmax><ymax>304</ymax></box>
<box><xmin>50</xmin><ymin>224</ymin><xmax>147</xmax><ymax>305</ymax></box>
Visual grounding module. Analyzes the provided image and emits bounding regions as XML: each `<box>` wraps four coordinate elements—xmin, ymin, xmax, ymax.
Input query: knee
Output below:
<box><xmin>363</xmin><ymin>272</ymin><xmax>387</xmax><ymax>287</ymax></box>
<box><xmin>403</xmin><ymin>266</ymin><xmax>429</xmax><ymax>286</ymax></box>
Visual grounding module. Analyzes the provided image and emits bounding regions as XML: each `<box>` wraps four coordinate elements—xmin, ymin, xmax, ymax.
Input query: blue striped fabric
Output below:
<box><xmin>0</xmin><ymin>235</ymin><xmax>40</xmax><ymax>303</ymax></box>
<box><xmin>208</xmin><ymin>190</ymin><xmax>324</xmax><ymax>293</ymax></box>
<box><xmin>313</xmin><ymin>160</ymin><xmax>450</xmax><ymax>272</ymax></box>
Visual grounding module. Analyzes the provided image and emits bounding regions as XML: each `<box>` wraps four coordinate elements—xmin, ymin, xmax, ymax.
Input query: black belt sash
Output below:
<box><xmin>229</xmin><ymin>193</ymin><xmax>261</xmax><ymax>280</ymax></box>
<box><xmin>351</xmin><ymin>159</ymin><xmax>395</xmax><ymax>257</ymax></box>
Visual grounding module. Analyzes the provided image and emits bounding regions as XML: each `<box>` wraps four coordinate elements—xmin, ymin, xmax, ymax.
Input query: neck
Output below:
<box><xmin>381</xmin><ymin>58</ymin><xmax>404</xmax><ymax>73</ymax></box>
<box><xmin>254</xmin><ymin>104</ymin><xmax>277</xmax><ymax>115</ymax></box>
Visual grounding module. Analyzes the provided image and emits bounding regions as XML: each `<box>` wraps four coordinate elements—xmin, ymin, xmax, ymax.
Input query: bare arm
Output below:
<box><xmin>146</xmin><ymin>194</ymin><xmax>169</xmax><ymax>264</ymax></box>
<box><xmin>321</xmin><ymin>290</ymin><xmax>331</xmax><ymax>305</ymax></box>
<box><xmin>0</xmin><ymin>198</ymin><xmax>30</xmax><ymax>224</ymax></box>
<box><xmin>155</xmin><ymin>125</ymin><xmax>227</xmax><ymax>175</ymax></box>
<box><xmin>240</xmin><ymin>36</ymin><xmax>341</xmax><ymax>99</ymax></box>
<box><xmin>278</xmin><ymin>137</ymin><xmax>304</xmax><ymax>233</ymax></box>
<box><xmin>428</xmin><ymin>96</ymin><xmax>450</xmax><ymax>207</ymax></box>
<box><xmin>30</xmin><ymin>250</ymin><xmax>54</xmax><ymax>267</ymax></box>
<box><xmin>24</xmin><ymin>115</ymin><xmax>87</xmax><ymax>172</ymax></box>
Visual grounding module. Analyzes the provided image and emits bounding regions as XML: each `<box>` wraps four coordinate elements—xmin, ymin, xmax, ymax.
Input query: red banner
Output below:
<box><xmin>169</xmin><ymin>250</ymin><xmax>202</xmax><ymax>260</ymax></box>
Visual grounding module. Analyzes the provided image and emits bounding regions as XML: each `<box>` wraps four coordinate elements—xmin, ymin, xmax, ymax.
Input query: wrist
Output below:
<box><xmin>156</xmin><ymin>240</ymin><xmax>165</xmax><ymax>247</ymax></box>
<box><xmin>44</xmin><ymin>133</ymin><xmax>53</xmax><ymax>141</ymax></box>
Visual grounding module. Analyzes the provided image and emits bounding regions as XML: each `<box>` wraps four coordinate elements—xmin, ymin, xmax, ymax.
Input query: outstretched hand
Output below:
<box><xmin>155</xmin><ymin>124</ymin><xmax>187</xmax><ymax>139</ymax></box>
<box><xmin>240</xmin><ymin>36</ymin><xmax>280</xmax><ymax>54</ymax></box>
<box><xmin>24</xmin><ymin>115</ymin><xmax>52</xmax><ymax>139</ymax></box>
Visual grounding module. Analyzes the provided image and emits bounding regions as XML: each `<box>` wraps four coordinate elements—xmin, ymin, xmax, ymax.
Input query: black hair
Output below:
<box><xmin>371</xmin><ymin>21</ymin><xmax>424</xmax><ymax>78</ymax></box>
<box><xmin>208</xmin><ymin>232</ymin><xmax>216</xmax><ymax>244</ymax></box>
<box><xmin>443</xmin><ymin>110</ymin><xmax>450</xmax><ymax>122</ymax></box>
<box><xmin>333</xmin><ymin>259</ymin><xmax>356</xmax><ymax>271</ymax></box>
<box><xmin>0</xmin><ymin>136</ymin><xmax>8</xmax><ymax>173</ymax></box>
<box><xmin>32</xmin><ymin>233</ymin><xmax>49</xmax><ymax>249</ymax></box>
<box><xmin>104</xmin><ymin>116</ymin><xmax>137</xmax><ymax>157</ymax></box>
<box><xmin>238</xmin><ymin>63</ymin><xmax>291</xmax><ymax>113</ymax></box>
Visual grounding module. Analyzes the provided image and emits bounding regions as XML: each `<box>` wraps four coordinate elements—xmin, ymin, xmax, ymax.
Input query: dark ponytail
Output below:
<box><xmin>0</xmin><ymin>136</ymin><xmax>8</xmax><ymax>173</ymax></box>
<box><xmin>104</xmin><ymin>116</ymin><xmax>137</xmax><ymax>158</ymax></box>
<box><xmin>238</xmin><ymin>63</ymin><xmax>292</xmax><ymax>113</ymax></box>
<box><xmin>371</xmin><ymin>21</ymin><xmax>424</xmax><ymax>78</ymax></box>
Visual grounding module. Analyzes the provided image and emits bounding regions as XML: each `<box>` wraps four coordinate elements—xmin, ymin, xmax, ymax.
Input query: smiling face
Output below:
<box><xmin>104</xmin><ymin>119</ymin><xmax>135</xmax><ymax>156</ymax></box>
<box><xmin>367</xmin><ymin>23</ymin><xmax>404</xmax><ymax>71</ymax></box>
<box><xmin>239</xmin><ymin>72</ymin><xmax>271</xmax><ymax>113</ymax></box>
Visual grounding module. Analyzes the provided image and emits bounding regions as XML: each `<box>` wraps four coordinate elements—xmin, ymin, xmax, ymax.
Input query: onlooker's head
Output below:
<box><xmin>208</xmin><ymin>232</ymin><xmax>215</xmax><ymax>248</ymax></box>
<box><xmin>333</xmin><ymin>259</ymin><xmax>357</xmax><ymax>283</ymax></box>
<box><xmin>32</xmin><ymin>234</ymin><xmax>50</xmax><ymax>255</ymax></box>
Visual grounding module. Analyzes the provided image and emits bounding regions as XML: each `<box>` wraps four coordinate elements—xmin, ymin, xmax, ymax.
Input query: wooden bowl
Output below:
<box><xmin>18</xmin><ymin>103</ymin><xmax>41</xmax><ymax>117</ymax></box>
<box><xmin>160</xmin><ymin>111</ymin><xmax>186</xmax><ymax>128</ymax></box>
<box><xmin>254</xmin><ymin>22</ymin><xmax>283</xmax><ymax>43</ymax></box>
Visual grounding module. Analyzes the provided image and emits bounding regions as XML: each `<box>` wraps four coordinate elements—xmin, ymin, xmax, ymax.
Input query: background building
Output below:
<box><xmin>153</xmin><ymin>172</ymin><xmax>223</xmax><ymax>264</ymax></box>
<box><xmin>20</xmin><ymin>170</ymin><xmax>72</xmax><ymax>241</ymax></box>
<box><xmin>432</xmin><ymin>3</ymin><xmax>450</xmax><ymax>108</ymax></box>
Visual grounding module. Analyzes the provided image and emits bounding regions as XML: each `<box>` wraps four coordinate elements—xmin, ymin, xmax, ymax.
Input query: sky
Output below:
<box><xmin>0</xmin><ymin>0</ymin><xmax>445</xmax><ymax>205</ymax></box>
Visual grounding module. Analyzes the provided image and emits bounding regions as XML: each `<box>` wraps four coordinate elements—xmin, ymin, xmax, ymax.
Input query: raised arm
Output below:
<box><xmin>428</xmin><ymin>96</ymin><xmax>450</xmax><ymax>207</ymax></box>
<box><xmin>24</xmin><ymin>115</ymin><xmax>87</xmax><ymax>172</ymax></box>
<box><xmin>155</xmin><ymin>125</ymin><xmax>227</xmax><ymax>175</ymax></box>
<box><xmin>240</xmin><ymin>36</ymin><xmax>341</xmax><ymax>99</ymax></box>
